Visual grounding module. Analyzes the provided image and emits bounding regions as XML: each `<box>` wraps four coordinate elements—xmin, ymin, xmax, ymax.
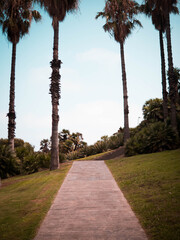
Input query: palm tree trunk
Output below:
<box><xmin>159</xmin><ymin>30</ymin><xmax>168</xmax><ymax>120</ymax></box>
<box><xmin>166</xmin><ymin>12</ymin><xmax>177</xmax><ymax>132</ymax></box>
<box><xmin>8</xmin><ymin>43</ymin><xmax>17</xmax><ymax>153</ymax></box>
<box><xmin>120</xmin><ymin>42</ymin><xmax>130</xmax><ymax>143</ymax></box>
<box><xmin>50</xmin><ymin>16</ymin><xmax>61</xmax><ymax>170</ymax></box>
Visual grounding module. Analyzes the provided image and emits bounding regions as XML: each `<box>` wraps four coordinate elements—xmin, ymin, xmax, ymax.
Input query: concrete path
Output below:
<box><xmin>34</xmin><ymin>161</ymin><xmax>148</xmax><ymax>240</ymax></box>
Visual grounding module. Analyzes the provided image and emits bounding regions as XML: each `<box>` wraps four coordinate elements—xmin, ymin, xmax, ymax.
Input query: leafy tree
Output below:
<box><xmin>60</xmin><ymin>139</ymin><xmax>74</xmax><ymax>154</ymax></box>
<box><xmin>71</xmin><ymin>132</ymin><xmax>84</xmax><ymax>150</ymax></box>
<box><xmin>125</xmin><ymin>121</ymin><xmax>178</xmax><ymax>156</ymax></box>
<box><xmin>59</xmin><ymin>129</ymin><xmax>70</xmax><ymax>142</ymax></box>
<box><xmin>0</xmin><ymin>144</ymin><xmax>20</xmax><ymax>179</ymax></box>
<box><xmin>0</xmin><ymin>0</ymin><xmax>41</xmax><ymax>152</ymax></box>
<box><xmin>40</xmin><ymin>139</ymin><xmax>51</xmax><ymax>153</ymax></box>
<box><xmin>58</xmin><ymin>129</ymin><xmax>87</xmax><ymax>154</ymax></box>
<box><xmin>142</xmin><ymin>98</ymin><xmax>164</xmax><ymax>122</ymax></box>
<box><xmin>36</xmin><ymin>0</ymin><xmax>79</xmax><ymax>170</ymax></box>
<box><xmin>96</xmin><ymin>0</ymin><xmax>142</xmax><ymax>143</ymax></box>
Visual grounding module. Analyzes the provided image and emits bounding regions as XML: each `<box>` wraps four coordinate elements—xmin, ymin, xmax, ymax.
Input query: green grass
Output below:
<box><xmin>74</xmin><ymin>150</ymin><xmax>112</xmax><ymax>161</ymax></box>
<box><xmin>0</xmin><ymin>163</ymin><xmax>72</xmax><ymax>240</ymax></box>
<box><xmin>106</xmin><ymin>149</ymin><xmax>180</xmax><ymax>240</ymax></box>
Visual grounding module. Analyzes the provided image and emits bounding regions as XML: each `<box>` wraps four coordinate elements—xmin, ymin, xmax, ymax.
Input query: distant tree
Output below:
<box><xmin>59</xmin><ymin>129</ymin><xmax>71</xmax><ymax>142</ymax></box>
<box><xmin>142</xmin><ymin>98</ymin><xmax>164</xmax><ymax>122</ymax></box>
<box><xmin>0</xmin><ymin>0</ymin><xmax>41</xmax><ymax>153</ymax></box>
<box><xmin>60</xmin><ymin>139</ymin><xmax>74</xmax><ymax>154</ymax></box>
<box><xmin>96</xmin><ymin>0</ymin><xmax>142</xmax><ymax>143</ymax></box>
<box><xmin>59</xmin><ymin>129</ymin><xmax>87</xmax><ymax>154</ymax></box>
<box><xmin>36</xmin><ymin>0</ymin><xmax>79</xmax><ymax>170</ymax></box>
<box><xmin>40</xmin><ymin>139</ymin><xmax>51</xmax><ymax>153</ymax></box>
<box><xmin>71</xmin><ymin>132</ymin><xmax>84</xmax><ymax>150</ymax></box>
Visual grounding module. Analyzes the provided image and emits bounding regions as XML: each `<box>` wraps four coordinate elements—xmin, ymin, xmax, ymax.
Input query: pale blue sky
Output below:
<box><xmin>0</xmin><ymin>0</ymin><xmax>180</xmax><ymax>150</ymax></box>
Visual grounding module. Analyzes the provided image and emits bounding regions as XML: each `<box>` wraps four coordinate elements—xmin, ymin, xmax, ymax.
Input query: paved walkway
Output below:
<box><xmin>34</xmin><ymin>161</ymin><xmax>148</xmax><ymax>240</ymax></box>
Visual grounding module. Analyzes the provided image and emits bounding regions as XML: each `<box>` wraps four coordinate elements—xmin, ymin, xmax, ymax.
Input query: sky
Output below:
<box><xmin>0</xmin><ymin>0</ymin><xmax>180</xmax><ymax>150</ymax></box>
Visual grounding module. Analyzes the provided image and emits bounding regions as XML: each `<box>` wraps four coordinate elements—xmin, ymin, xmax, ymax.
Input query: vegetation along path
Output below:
<box><xmin>34</xmin><ymin>161</ymin><xmax>147</xmax><ymax>240</ymax></box>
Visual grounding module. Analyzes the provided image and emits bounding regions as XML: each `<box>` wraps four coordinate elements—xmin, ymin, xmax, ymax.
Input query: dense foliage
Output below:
<box><xmin>40</xmin><ymin>129</ymin><xmax>124</xmax><ymax>161</ymax></box>
<box><xmin>125</xmin><ymin>121</ymin><xmax>178</xmax><ymax>156</ymax></box>
<box><xmin>66</xmin><ymin>132</ymin><xmax>123</xmax><ymax>160</ymax></box>
<box><xmin>125</xmin><ymin>98</ymin><xmax>180</xmax><ymax>156</ymax></box>
<box><xmin>0</xmin><ymin>138</ymin><xmax>50</xmax><ymax>179</ymax></box>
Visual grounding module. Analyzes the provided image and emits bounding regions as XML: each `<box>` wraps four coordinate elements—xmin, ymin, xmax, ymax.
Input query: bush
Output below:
<box><xmin>0</xmin><ymin>139</ymin><xmax>52</xmax><ymax>177</ymax></box>
<box><xmin>108</xmin><ymin>133</ymin><xmax>123</xmax><ymax>149</ymax></box>
<box><xmin>66</xmin><ymin>151</ymin><xmax>80</xmax><ymax>160</ymax></box>
<box><xmin>59</xmin><ymin>152</ymin><xmax>67</xmax><ymax>163</ymax></box>
<box><xmin>16</xmin><ymin>142</ymin><xmax>34</xmax><ymax>160</ymax></box>
<box><xmin>0</xmin><ymin>145</ymin><xmax>20</xmax><ymax>179</ymax></box>
<box><xmin>94</xmin><ymin>141</ymin><xmax>108</xmax><ymax>154</ymax></box>
<box><xmin>65</xmin><ymin>133</ymin><xmax>124</xmax><ymax>160</ymax></box>
<box><xmin>35</xmin><ymin>152</ymin><xmax>50</xmax><ymax>169</ymax></box>
<box><xmin>20</xmin><ymin>154</ymin><xmax>39</xmax><ymax>174</ymax></box>
<box><xmin>125</xmin><ymin>122</ymin><xmax>179</xmax><ymax>156</ymax></box>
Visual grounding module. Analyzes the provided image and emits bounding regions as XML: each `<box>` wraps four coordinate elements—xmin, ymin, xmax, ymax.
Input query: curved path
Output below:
<box><xmin>34</xmin><ymin>161</ymin><xmax>148</xmax><ymax>240</ymax></box>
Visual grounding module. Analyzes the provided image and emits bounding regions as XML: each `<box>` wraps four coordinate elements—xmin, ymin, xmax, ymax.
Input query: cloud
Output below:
<box><xmin>61</xmin><ymin>67</ymin><xmax>84</xmax><ymax>93</ymax></box>
<box><xmin>16</xmin><ymin>113</ymin><xmax>52</xmax><ymax>150</ymax></box>
<box><xmin>0</xmin><ymin>100</ymin><xmax>143</xmax><ymax>150</ymax></box>
<box><xmin>60</xmin><ymin>99</ymin><xmax>144</xmax><ymax>145</ymax></box>
<box><xmin>27</xmin><ymin>66</ymin><xmax>51</xmax><ymax>85</ymax></box>
<box><xmin>76</xmin><ymin>48</ymin><xmax>119</xmax><ymax>71</ymax></box>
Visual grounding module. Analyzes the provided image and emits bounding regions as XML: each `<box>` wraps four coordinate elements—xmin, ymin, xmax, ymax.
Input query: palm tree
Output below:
<box><xmin>37</xmin><ymin>0</ymin><xmax>78</xmax><ymax>170</ymax></box>
<box><xmin>146</xmin><ymin>0</ymin><xmax>179</xmax><ymax>132</ymax></box>
<box><xmin>164</xmin><ymin>0</ymin><xmax>179</xmax><ymax>133</ymax></box>
<box><xmin>96</xmin><ymin>0</ymin><xmax>142</xmax><ymax>143</ymax></box>
<box><xmin>141</xmin><ymin>2</ymin><xmax>168</xmax><ymax>120</ymax></box>
<box><xmin>0</xmin><ymin>0</ymin><xmax>41</xmax><ymax>153</ymax></box>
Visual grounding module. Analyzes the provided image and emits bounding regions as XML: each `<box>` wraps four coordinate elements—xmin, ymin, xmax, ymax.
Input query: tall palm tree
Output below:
<box><xmin>37</xmin><ymin>0</ymin><xmax>78</xmax><ymax>170</ymax></box>
<box><xmin>164</xmin><ymin>0</ymin><xmax>179</xmax><ymax>133</ymax></box>
<box><xmin>141</xmin><ymin>2</ymin><xmax>168</xmax><ymax>120</ymax></box>
<box><xmin>96</xmin><ymin>0</ymin><xmax>142</xmax><ymax>143</ymax></box>
<box><xmin>0</xmin><ymin>0</ymin><xmax>41</xmax><ymax>153</ymax></box>
<box><xmin>146</xmin><ymin>0</ymin><xmax>179</xmax><ymax>132</ymax></box>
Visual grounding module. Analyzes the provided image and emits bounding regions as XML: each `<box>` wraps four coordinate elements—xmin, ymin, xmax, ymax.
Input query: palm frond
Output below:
<box><xmin>95</xmin><ymin>11</ymin><xmax>106</xmax><ymax>19</ymax></box>
<box><xmin>0</xmin><ymin>0</ymin><xmax>41</xmax><ymax>43</ymax></box>
<box><xmin>96</xmin><ymin>0</ymin><xmax>142</xmax><ymax>44</ymax></box>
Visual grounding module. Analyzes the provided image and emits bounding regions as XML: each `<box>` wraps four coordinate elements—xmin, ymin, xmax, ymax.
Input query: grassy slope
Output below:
<box><xmin>106</xmin><ymin>149</ymin><xmax>180</xmax><ymax>240</ymax></box>
<box><xmin>0</xmin><ymin>163</ymin><xmax>71</xmax><ymax>240</ymax></box>
<box><xmin>74</xmin><ymin>151</ymin><xmax>112</xmax><ymax>161</ymax></box>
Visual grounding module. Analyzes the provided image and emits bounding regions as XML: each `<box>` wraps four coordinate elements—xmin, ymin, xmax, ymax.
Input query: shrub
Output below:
<box><xmin>20</xmin><ymin>154</ymin><xmax>39</xmax><ymax>174</ymax></box>
<box><xmin>0</xmin><ymin>145</ymin><xmax>20</xmax><ymax>179</ymax></box>
<box><xmin>108</xmin><ymin>133</ymin><xmax>123</xmax><ymax>149</ymax></box>
<box><xmin>59</xmin><ymin>152</ymin><xmax>67</xmax><ymax>163</ymax></box>
<box><xmin>125</xmin><ymin>122</ymin><xmax>179</xmax><ymax>156</ymax></box>
<box><xmin>36</xmin><ymin>152</ymin><xmax>50</xmax><ymax>168</ymax></box>
<box><xmin>94</xmin><ymin>141</ymin><xmax>108</xmax><ymax>153</ymax></box>
<box><xmin>66</xmin><ymin>151</ymin><xmax>80</xmax><ymax>160</ymax></box>
<box><xmin>16</xmin><ymin>142</ymin><xmax>34</xmax><ymax>161</ymax></box>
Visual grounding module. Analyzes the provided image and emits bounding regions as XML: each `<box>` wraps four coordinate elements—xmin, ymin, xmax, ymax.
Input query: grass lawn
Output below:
<box><xmin>74</xmin><ymin>150</ymin><xmax>112</xmax><ymax>161</ymax></box>
<box><xmin>0</xmin><ymin>162</ymin><xmax>72</xmax><ymax>240</ymax></box>
<box><xmin>106</xmin><ymin>149</ymin><xmax>180</xmax><ymax>240</ymax></box>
